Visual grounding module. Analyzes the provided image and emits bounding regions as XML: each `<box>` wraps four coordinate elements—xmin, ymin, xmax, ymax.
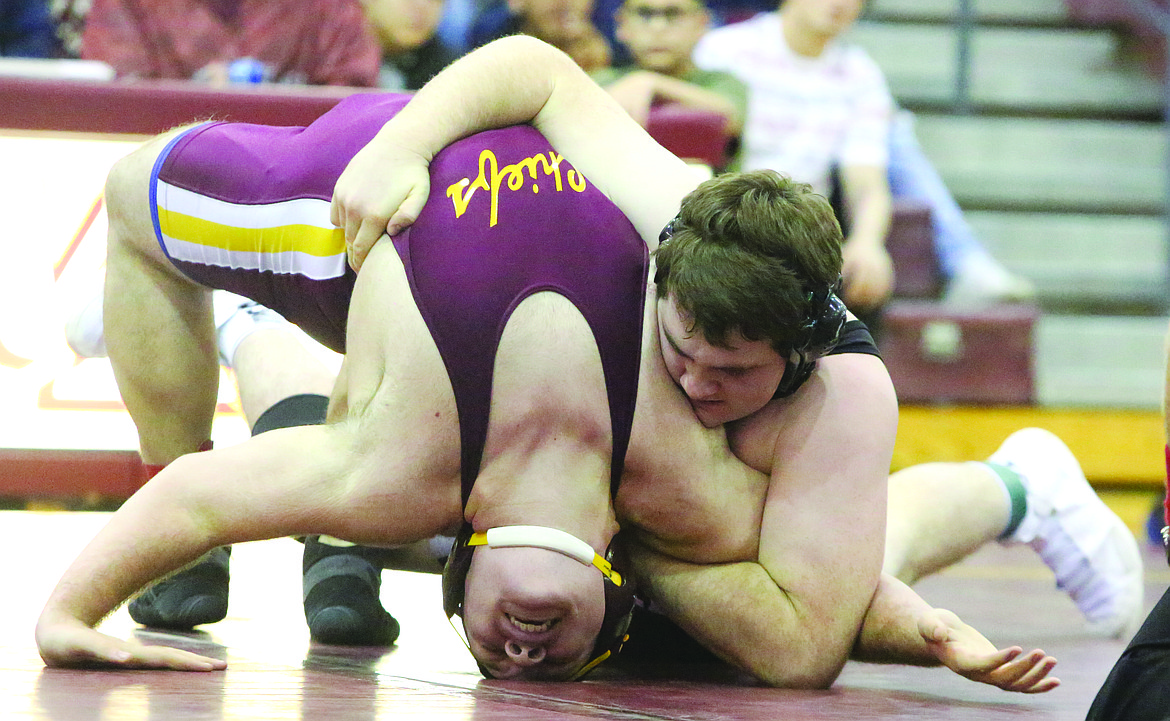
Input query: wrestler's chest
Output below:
<box><xmin>618</xmin><ymin>434</ymin><xmax>768</xmax><ymax>563</ymax></box>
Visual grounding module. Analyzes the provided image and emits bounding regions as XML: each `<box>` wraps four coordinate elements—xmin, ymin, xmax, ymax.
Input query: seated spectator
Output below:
<box><xmin>81</xmin><ymin>0</ymin><xmax>381</xmax><ymax>86</ymax></box>
<box><xmin>2</xmin><ymin>0</ymin><xmax>61</xmax><ymax>57</ymax></box>
<box><xmin>693</xmin><ymin>0</ymin><xmax>1033</xmax><ymax>310</ymax></box>
<box><xmin>593</xmin><ymin>0</ymin><xmax>746</xmax><ymax>151</ymax></box>
<box><xmin>359</xmin><ymin>0</ymin><xmax>459</xmax><ymax>90</ymax></box>
<box><xmin>693</xmin><ymin>0</ymin><xmax>893</xmax><ymax>312</ymax></box>
<box><xmin>49</xmin><ymin>0</ymin><xmax>89</xmax><ymax>59</ymax></box>
<box><xmin>887</xmin><ymin>109</ymin><xmax>1034</xmax><ymax>306</ymax></box>
<box><xmin>468</xmin><ymin>0</ymin><xmax>611</xmax><ymax>71</ymax></box>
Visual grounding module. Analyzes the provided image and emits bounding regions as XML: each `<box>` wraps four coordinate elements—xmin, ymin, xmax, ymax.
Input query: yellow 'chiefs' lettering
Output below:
<box><xmin>446</xmin><ymin>149</ymin><xmax>588</xmax><ymax>227</ymax></box>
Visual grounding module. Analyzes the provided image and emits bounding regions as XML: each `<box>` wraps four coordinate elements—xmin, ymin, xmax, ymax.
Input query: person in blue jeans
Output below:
<box><xmin>887</xmin><ymin>109</ymin><xmax>1034</xmax><ymax>306</ymax></box>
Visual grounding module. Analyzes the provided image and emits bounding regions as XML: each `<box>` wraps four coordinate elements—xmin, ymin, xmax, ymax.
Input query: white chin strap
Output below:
<box><xmin>468</xmin><ymin>525</ymin><xmax>622</xmax><ymax>585</ymax></box>
<box><xmin>474</xmin><ymin>526</ymin><xmax>596</xmax><ymax>565</ymax></box>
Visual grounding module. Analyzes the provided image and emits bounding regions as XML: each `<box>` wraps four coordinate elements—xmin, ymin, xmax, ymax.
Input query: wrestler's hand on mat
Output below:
<box><xmin>918</xmin><ymin>608</ymin><xmax>1060</xmax><ymax>693</ymax></box>
<box><xmin>331</xmin><ymin>137</ymin><xmax>431</xmax><ymax>272</ymax></box>
<box><xmin>36</xmin><ymin>617</ymin><xmax>226</xmax><ymax>671</ymax></box>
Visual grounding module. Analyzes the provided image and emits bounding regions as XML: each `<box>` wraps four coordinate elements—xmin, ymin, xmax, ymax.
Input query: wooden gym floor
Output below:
<box><xmin>5</xmin><ymin>509</ymin><xmax>1168</xmax><ymax>721</ymax></box>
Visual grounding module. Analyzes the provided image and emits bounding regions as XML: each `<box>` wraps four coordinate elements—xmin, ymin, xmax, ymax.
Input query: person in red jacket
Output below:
<box><xmin>81</xmin><ymin>0</ymin><xmax>381</xmax><ymax>86</ymax></box>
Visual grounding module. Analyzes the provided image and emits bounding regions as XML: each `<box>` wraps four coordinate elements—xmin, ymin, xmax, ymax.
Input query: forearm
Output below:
<box><xmin>38</xmin><ymin>472</ymin><xmax>217</xmax><ymax>630</ymax></box>
<box><xmin>843</xmin><ymin>184</ymin><xmax>892</xmax><ymax>253</ymax></box>
<box><xmin>647</xmin><ymin>74</ymin><xmax>743</xmax><ymax>136</ymax></box>
<box><xmin>371</xmin><ymin>36</ymin><xmax>580</xmax><ymax>162</ymax></box>
<box><xmin>851</xmin><ymin>573</ymin><xmax>943</xmax><ymax>666</ymax></box>
<box><xmin>39</xmin><ymin>425</ymin><xmax>356</xmax><ymax>630</ymax></box>
<box><xmin>629</xmin><ymin>543</ymin><xmax>850</xmax><ymax>688</ymax></box>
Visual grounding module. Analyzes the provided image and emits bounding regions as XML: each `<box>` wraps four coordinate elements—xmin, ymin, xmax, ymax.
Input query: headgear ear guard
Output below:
<box><xmin>773</xmin><ymin>278</ymin><xmax>847</xmax><ymax>398</ymax></box>
<box><xmin>442</xmin><ymin>523</ymin><xmax>636</xmax><ymax>679</ymax></box>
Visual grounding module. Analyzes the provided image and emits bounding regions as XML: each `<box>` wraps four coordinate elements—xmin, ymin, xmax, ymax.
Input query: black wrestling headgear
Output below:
<box><xmin>442</xmin><ymin>523</ymin><xmax>636</xmax><ymax>679</ymax></box>
<box><xmin>772</xmin><ymin>279</ymin><xmax>847</xmax><ymax>398</ymax></box>
<box><xmin>658</xmin><ymin>216</ymin><xmax>847</xmax><ymax>398</ymax></box>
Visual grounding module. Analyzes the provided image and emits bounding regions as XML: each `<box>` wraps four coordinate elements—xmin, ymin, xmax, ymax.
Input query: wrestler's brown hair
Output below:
<box><xmin>653</xmin><ymin>169</ymin><xmax>843</xmax><ymax>354</ymax></box>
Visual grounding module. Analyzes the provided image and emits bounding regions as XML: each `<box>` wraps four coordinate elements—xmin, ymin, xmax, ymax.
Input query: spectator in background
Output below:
<box><xmin>81</xmin><ymin>0</ymin><xmax>381</xmax><ymax>86</ymax></box>
<box><xmin>886</xmin><ymin>109</ymin><xmax>1034</xmax><ymax>306</ymax></box>
<box><xmin>49</xmin><ymin>0</ymin><xmax>90</xmax><ymax>59</ymax></box>
<box><xmin>694</xmin><ymin>0</ymin><xmax>892</xmax><ymax>313</ymax></box>
<box><xmin>593</xmin><ymin>0</ymin><xmax>746</xmax><ymax>152</ymax></box>
<box><xmin>359</xmin><ymin>0</ymin><xmax>459</xmax><ymax>90</ymax></box>
<box><xmin>468</xmin><ymin>0</ymin><xmax>611</xmax><ymax>71</ymax></box>
<box><xmin>1</xmin><ymin>0</ymin><xmax>61</xmax><ymax>57</ymax></box>
<box><xmin>693</xmin><ymin>0</ymin><xmax>1032</xmax><ymax>311</ymax></box>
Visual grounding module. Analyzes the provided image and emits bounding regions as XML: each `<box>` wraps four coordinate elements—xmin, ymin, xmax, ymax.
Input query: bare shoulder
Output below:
<box><xmin>728</xmin><ymin>352</ymin><xmax>897</xmax><ymax>478</ymax></box>
<box><xmin>535</xmin><ymin>67</ymin><xmax>703</xmax><ymax>247</ymax></box>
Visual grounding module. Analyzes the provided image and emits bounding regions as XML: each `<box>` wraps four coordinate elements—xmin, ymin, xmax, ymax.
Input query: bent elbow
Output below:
<box><xmin>721</xmin><ymin>632</ymin><xmax>849</xmax><ymax>689</ymax></box>
<box><xmin>754</xmin><ymin>655</ymin><xmax>846</xmax><ymax>690</ymax></box>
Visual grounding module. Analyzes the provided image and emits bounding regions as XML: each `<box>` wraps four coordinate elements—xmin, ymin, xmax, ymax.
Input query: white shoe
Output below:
<box><xmin>210</xmin><ymin>292</ymin><xmax>290</xmax><ymax>366</ymax></box>
<box><xmin>62</xmin><ymin>283</ymin><xmax>288</xmax><ymax>368</ymax></box>
<box><xmin>944</xmin><ymin>254</ymin><xmax>1036</xmax><ymax>307</ymax></box>
<box><xmin>991</xmin><ymin>428</ymin><xmax>1144</xmax><ymax>639</ymax></box>
<box><xmin>63</xmin><ymin>284</ymin><xmax>107</xmax><ymax>358</ymax></box>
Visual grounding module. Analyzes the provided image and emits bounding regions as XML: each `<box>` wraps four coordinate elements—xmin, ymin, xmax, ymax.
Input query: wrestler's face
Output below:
<box><xmin>461</xmin><ymin>546</ymin><xmax>605</xmax><ymax>679</ymax></box>
<box><xmin>657</xmin><ymin>295</ymin><xmax>787</xmax><ymax>427</ymax></box>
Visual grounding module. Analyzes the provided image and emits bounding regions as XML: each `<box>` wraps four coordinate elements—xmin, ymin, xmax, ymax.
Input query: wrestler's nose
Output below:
<box><xmin>680</xmin><ymin>364</ymin><xmax>717</xmax><ymax>399</ymax></box>
<box><xmin>504</xmin><ymin>640</ymin><xmax>547</xmax><ymax>665</ymax></box>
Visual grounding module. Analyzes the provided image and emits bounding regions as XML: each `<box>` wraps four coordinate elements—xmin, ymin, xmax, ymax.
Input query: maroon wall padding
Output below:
<box><xmin>645</xmin><ymin>102</ymin><xmax>731</xmax><ymax>171</ymax></box>
<box><xmin>0</xmin><ymin>449</ymin><xmax>146</xmax><ymax>502</ymax></box>
<box><xmin>879</xmin><ymin>301</ymin><xmax>1039</xmax><ymax>405</ymax></box>
<box><xmin>886</xmin><ymin>200</ymin><xmax>940</xmax><ymax>299</ymax></box>
<box><xmin>0</xmin><ymin>77</ymin><xmax>731</xmax><ymax>164</ymax></box>
<box><xmin>0</xmin><ymin>77</ymin><xmax>359</xmax><ymax>134</ymax></box>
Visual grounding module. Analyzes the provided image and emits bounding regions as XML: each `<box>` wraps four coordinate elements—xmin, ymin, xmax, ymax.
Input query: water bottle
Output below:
<box><xmin>227</xmin><ymin>57</ymin><xmax>270</xmax><ymax>84</ymax></box>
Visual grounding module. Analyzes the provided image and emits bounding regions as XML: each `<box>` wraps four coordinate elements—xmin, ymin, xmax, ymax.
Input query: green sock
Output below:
<box><xmin>984</xmin><ymin>462</ymin><xmax>1028</xmax><ymax>539</ymax></box>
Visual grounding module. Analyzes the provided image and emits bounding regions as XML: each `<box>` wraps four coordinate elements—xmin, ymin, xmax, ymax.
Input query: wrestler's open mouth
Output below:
<box><xmin>506</xmin><ymin>614</ymin><xmax>558</xmax><ymax>633</ymax></box>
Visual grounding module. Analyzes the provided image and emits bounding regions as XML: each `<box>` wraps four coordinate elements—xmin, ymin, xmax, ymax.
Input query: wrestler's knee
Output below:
<box><xmin>105</xmin><ymin>130</ymin><xmax>187</xmax><ymax>259</ymax></box>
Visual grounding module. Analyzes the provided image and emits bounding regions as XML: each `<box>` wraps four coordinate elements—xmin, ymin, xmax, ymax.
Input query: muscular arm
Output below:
<box><xmin>34</xmin><ymin>422</ymin><xmax>437</xmax><ymax>669</ymax></box>
<box><xmin>855</xmin><ymin>574</ymin><xmax>1060</xmax><ymax>693</ymax></box>
<box><xmin>629</xmin><ymin>546</ymin><xmax>846</xmax><ymax>687</ymax></box>
<box><xmin>751</xmin><ymin>354</ymin><xmax>898</xmax><ymax>685</ymax></box>
<box><xmin>332</xmin><ymin>35</ymin><xmax>697</xmax><ymax>268</ymax></box>
<box><xmin>630</xmin><ymin>354</ymin><xmax>898</xmax><ymax>687</ymax></box>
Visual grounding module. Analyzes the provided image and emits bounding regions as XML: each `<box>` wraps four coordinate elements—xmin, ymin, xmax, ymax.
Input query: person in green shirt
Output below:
<box><xmin>593</xmin><ymin>0</ymin><xmax>746</xmax><ymax>169</ymax></box>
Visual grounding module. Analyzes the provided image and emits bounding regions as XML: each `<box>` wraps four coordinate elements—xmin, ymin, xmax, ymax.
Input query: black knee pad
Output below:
<box><xmin>251</xmin><ymin>393</ymin><xmax>329</xmax><ymax>436</ymax></box>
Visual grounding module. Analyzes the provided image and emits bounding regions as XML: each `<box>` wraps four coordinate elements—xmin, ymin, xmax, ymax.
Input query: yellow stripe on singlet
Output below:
<box><xmin>158</xmin><ymin>207</ymin><xmax>345</xmax><ymax>258</ymax></box>
<box><xmin>155</xmin><ymin>180</ymin><xmax>348</xmax><ymax>280</ymax></box>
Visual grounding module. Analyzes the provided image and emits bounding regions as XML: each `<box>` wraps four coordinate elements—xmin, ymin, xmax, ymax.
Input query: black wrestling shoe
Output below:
<box><xmin>302</xmin><ymin>536</ymin><xmax>400</xmax><ymax>646</ymax></box>
<box><xmin>128</xmin><ymin>546</ymin><xmax>231</xmax><ymax>630</ymax></box>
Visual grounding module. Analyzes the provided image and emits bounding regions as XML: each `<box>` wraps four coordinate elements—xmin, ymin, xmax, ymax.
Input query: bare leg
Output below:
<box><xmin>230</xmin><ymin>327</ymin><xmax>335</xmax><ymax>426</ymax></box>
<box><xmin>888</xmin><ymin>432</ymin><xmax>1143</xmax><ymax>639</ymax></box>
<box><xmin>884</xmin><ymin>461</ymin><xmax>1010</xmax><ymax>584</ymax></box>
<box><xmin>103</xmin><ymin>128</ymin><xmax>234</xmax><ymax>630</ymax></box>
<box><xmin>103</xmin><ymin>129</ymin><xmax>218</xmax><ymax>467</ymax></box>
